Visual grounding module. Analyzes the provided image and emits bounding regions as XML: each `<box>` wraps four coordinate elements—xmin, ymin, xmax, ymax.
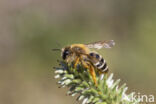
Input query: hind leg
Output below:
<box><xmin>89</xmin><ymin>65</ymin><xmax>98</xmax><ymax>86</ymax></box>
<box><xmin>80</xmin><ymin>59</ymin><xmax>97</xmax><ymax>86</ymax></box>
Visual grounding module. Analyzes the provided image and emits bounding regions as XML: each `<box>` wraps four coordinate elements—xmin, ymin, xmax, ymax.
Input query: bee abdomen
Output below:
<box><xmin>96</xmin><ymin>58</ymin><xmax>108</xmax><ymax>73</ymax></box>
<box><xmin>89</xmin><ymin>52</ymin><xmax>108</xmax><ymax>73</ymax></box>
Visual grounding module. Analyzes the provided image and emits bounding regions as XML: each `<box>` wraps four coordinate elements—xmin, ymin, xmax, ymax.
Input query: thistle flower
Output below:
<box><xmin>54</xmin><ymin>61</ymin><xmax>139</xmax><ymax>104</ymax></box>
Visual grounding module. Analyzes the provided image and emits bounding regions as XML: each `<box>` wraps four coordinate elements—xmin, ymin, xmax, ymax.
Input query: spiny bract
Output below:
<box><xmin>54</xmin><ymin>61</ymin><xmax>139</xmax><ymax>104</ymax></box>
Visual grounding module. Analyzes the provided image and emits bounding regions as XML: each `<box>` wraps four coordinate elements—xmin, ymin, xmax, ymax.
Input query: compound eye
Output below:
<box><xmin>62</xmin><ymin>50</ymin><xmax>70</xmax><ymax>60</ymax></box>
<box><xmin>65</xmin><ymin>50</ymin><xmax>69</xmax><ymax>55</ymax></box>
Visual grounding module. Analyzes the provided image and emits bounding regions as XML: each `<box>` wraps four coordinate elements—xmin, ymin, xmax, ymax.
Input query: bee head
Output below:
<box><xmin>61</xmin><ymin>47</ymin><xmax>71</xmax><ymax>60</ymax></box>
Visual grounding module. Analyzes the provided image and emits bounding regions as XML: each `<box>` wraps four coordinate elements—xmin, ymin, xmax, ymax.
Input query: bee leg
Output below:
<box><xmin>80</xmin><ymin>59</ymin><xmax>98</xmax><ymax>86</ymax></box>
<box><xmin>98</xmin><ymin>70</ymin><xmax>102</xmax><ymax>75</ymax></box>
<box><xmin>74</xmin><ymin>57</ymin><xmax>80</xmax><ymax>68</ymax></box>
<box><xmin>89</xmin><ymin>65</ymin><xmax>98</xmax><ymax>87</ymax></box>
<box><xmin>98</xmin><ymin>69</ymin><xmax>109</xmax><ymax>75</ymax></box>
<box><xmin>81</xmin><ymin>60</ymin><xmax>89</xmax><ymax>69</ymax></box>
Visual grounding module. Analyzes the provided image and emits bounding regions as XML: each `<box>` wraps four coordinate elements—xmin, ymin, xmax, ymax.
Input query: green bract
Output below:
<box><xmin>54</xmin><ymin>61</ymin><xmax>139</xmax><ymax>104</ymax></box>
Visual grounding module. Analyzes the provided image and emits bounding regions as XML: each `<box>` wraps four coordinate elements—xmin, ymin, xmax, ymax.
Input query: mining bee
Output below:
<box><xmin>53</xmin><ymin>40</ymin><xmax>115</xmax><ymax>86</ymax></box>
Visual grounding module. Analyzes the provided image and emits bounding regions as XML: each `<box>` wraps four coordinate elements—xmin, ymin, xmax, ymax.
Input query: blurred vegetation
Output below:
<box><xmin>0</xmin><ymin>0</ymin><xmax>156</xmax><ymax>104</ymax></box>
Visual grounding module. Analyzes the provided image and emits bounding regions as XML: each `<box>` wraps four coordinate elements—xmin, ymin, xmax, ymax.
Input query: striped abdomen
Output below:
<box><xmin>89</xmin><ymin>52</ymin><xmax>108</xmax><ymax>73</ymax></box>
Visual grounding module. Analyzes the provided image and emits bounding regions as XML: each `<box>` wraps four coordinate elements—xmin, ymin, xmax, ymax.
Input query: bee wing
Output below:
<box><xmin>85</xmin><ymin>40</ymin><xmax>115</xmax><ymax>49</ymax></box>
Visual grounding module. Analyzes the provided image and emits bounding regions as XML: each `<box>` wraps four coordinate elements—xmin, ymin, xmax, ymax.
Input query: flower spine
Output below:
<box><xmin>54</xmin><ymin>61</ymin><xmax>139</xmax><ymax>104</ymax></box>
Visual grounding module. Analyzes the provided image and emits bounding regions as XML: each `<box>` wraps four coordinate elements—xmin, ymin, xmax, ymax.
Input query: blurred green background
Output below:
<box><xmin>0</xmin><ymin>0</ymin><xmax>156</xmax><ymax>104</ymax></box>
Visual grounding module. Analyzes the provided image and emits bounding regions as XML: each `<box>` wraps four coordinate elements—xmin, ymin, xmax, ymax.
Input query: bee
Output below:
<box><xmin>53</xmin><ymin>40</ymin><xmax>115</xmax><ymax>86</ymax></box>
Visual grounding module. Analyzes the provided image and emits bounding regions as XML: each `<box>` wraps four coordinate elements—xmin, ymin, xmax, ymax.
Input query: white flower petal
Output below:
<box><xmin>107</xmin><ymin>73</ymin><xmax>114</xmax><ymax>81</ymax></box>
<box><xmin>55</xmin><ymin>70</ymin><xmax>64</xmax><ymax>74</ymax></box>
<box><xmin>78</xmin><ymin>95</ymin><xmax>84</xmax><ymax>101</ymax></box>
<box><xmin>107</xmin><ymin>79</ymin><xmax>114</xmax><ymax>88</ymax></box>
<box><xmin>54</xmin><ymin>75</ymin><xmax>60</xmax><ymax>79</ymax></box>
<box><xmin>123</xmin><ymin>87</ymin><xmax>128</xmax><ymax>94</ymax></box>
<box><xmin>61</xmin><ymin>77</ymin><xmax>67</xmax><ymax>80</ymax></box>
<box><xmin>82</xmin><ymin>98</ymin><xmax>88</xmax><ymax>104</ymax></box>
<box><xmin>64</xmin><ymin>79</ymin><xmax>71</xmax><ymax>85</ymax></box>
<box><xmin>122</xmin><ymin>93</ymin><xmax>130</xmax><ymax>101</ymax></box>
<box><xmin>100</xmin><ymin>74</ymin><xmax>104</xmax><ymax>80</ymax></box>
<box><xmin>71</xmin><ymin>93</ymin><xmax>77</xmax><ymax>96</ymax></box>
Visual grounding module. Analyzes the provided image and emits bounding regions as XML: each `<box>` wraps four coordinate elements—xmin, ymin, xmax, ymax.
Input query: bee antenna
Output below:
<box><xmin>51</xmin><ymin>48</ymin><xmax>61</xmax><ymax>51</ymax></box>
<box><xmin>56</xmin><ymin>42</ymin><xmax>62</xmax><ymax>47</ymax></box>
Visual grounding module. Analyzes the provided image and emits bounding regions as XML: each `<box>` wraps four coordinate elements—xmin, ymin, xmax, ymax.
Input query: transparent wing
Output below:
<box><xmin>85</xmin><ymin>40</ymin><xmax>115</xmax><ymax>49</ymax></box>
